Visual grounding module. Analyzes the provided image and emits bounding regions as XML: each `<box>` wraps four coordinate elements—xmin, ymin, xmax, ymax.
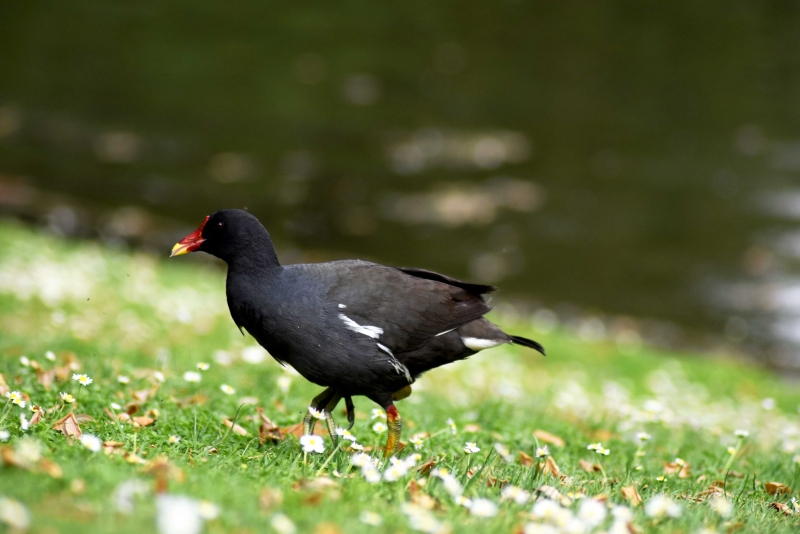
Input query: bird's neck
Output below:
<box><xmin>226</xmin><ymin>238</ymin><xmax>282</xmax><ymax>277</ymax></box>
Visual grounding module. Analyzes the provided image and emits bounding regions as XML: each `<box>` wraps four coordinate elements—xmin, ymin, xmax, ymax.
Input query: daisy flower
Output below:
<box><xmin>117</xmin><ymin>376</ymin><xmax>130</xmax><ymax>384</ymax></box>
<box><xmin>734</xmin><ymin>429</ymin><xmax>749</xmax><ymax>438</ymax></box>
<box><xmin>709</xmin><ymin>495</ymin><xmax>732</xmax><ymax>517</ymax></box>
<box><xmin>72</xmin><ymin>374</ymin><xmax>93</xmax><ymax>386</ymax></box>
<box><xmin>183</xmin><ymin>371</ymin><xmax>201</xmax><ymax>383</ymax></box>
<box><xmin>277</xmin><ymin>376</ymin><xmax>291</xmax><ymax>392</ymax></box>
<box><xmin>464</xmin><ymin>442</ymin><xmax>480</xmax><ymax>454</ymax></box>
<box><xmin>351</xmin><ymin>453</ymin><xmax>372</xmax><ymax>467</ymax></box>
<box><xmin>635</xmin><ymin>432</ymin><xmax>651</xmax><ymax>442</ymax></box>
<box><xmin>645</xmin><ymin>494</ymin><xmax>682</xmax><ymax>518</ymax></box>
<box><xmin>362</xmin><ymin>466</ymin><xmax>381</xmax><ymax>484</ymax></box>
<box><xmin>299</xmin><ymin>434</ymin><xmax>325</xmax><ymax>454</ymax></box>
<box><xmin>587</xmin><ymin>442</ymin><xmax>602</xmax><ymax>451</ymax></box>
<box><xmin>469</xmin><ymin>498</ymin><xmax>498</xmax><ymax>518</ymax></box>
<box><xmin>168</xmin><ymin>436</ymin><xmax>181</xmax><ymax>444</ymax></box>
<box><xmin>535</xmin><ymin>445</ymin><xmax>550</xmax><ymax>458</ymax></box>
<box><xmin>727</xmin><ymin>447</ymin><xmax>737</xmax><ymax>455</ymax></box>
<box><xmin>383</xmin><ymin>463</ymin><xmax>409</xmax><ymax>481</ymax></box>
<box><xmin>334</xmin><ymin>427</ymin><xmax>357</xmax><ymax>442</ymax></box>
<box><xmin>79</xmin><ymin>434</ymin><xmax>102</xmax><ymax>453</ymax></box>
<box><xmin>220</xmin><ymin>384</ymin><xmax>236</xmax><ymax>395</ymax></box>
<box><xmin>0</xmin><ymin>429</ymin><xmax>10</xmax><ymax>441</ymax></box>
<box><xmin>45</xmin><ymin>351</ymin><xmax>56</xmax><ymax>361</ymax></box>
<box><xmin>359</xmin><ymin>511</ymin><xmax>383</xmax><ymax>526</ymax></box>
<box><xmin>60</xmin><ymin>392</ymin><xmax>75</xmax><ymax>404</ymax></box>
<box><xmin>110</xmin><ymin>403</ymin><xmax>122</xmax><ymax>411</ymax></box>
<box><xmin>5</xmin><ymin>391</ymin><xmax>26</xmax><ymax>408</ymax></box>
<box><xmin>578</xmin><ymin>499</ymin><xmax>607</xmax><ymax>527</ymax></box>
<box><xmin>197</xmin><ymin>362</ymin><xmax>210</xmax><ymax>371</ymax></box>
<box><xmin>350</xmin><ymin>443</ymin><xmax>364</xmax><ymax>451</ymax></box>
<box><xmin>410</xmin><ymin>434</ymin><xmax>425</xmax><ymax>450</ymax></box>
<box><xmin>308</xmin><ymin>407</ymin><xmax>326</xmax><ymax>420</ymax></box>
<box><xmin>372</xmin><ymin>422</ymin><xmax>387</xmax><ymax>434</ymax></box>
<box><xmin>19</xmin><ymin>356</ymin><xmax>30</xmax><ymax>367</ymax></box>
<box><xmin>153</xmin><ymin>371</ymin><xmax>165</xmax><ymax>383</ymax></box>
<box><xmin>446</xmin><ymin>418</ymin><xmax>457</xmax><ymax>434</ymax></box>
<box><xmin>371</xmin><ymin>408</ymin><xmax>385</xmax><ymax>420</ymax></box>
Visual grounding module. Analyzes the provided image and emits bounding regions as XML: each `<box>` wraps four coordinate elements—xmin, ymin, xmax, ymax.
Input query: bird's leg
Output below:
<box><xmin>345</xmin><ymin>396</ymin><xmax>355</xmax><ymax>430</ymax></box>
<box><xmin>323</xmin><ymin>393</ymin><xmax>343</xmax><ymax>444</ymax></box>
<box><xmin>384</xmin><ymin>404</ymin><xmax>402</xmax><ymax>458</ymax></box>
<box><xmin>302</xmin><ymin>387</ymin><xmax>336</xmax><ymax>435</ymax></box>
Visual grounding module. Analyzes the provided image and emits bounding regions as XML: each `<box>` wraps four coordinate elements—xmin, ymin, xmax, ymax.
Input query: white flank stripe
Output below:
<box><xmin>435</xmin><ymin>327</ymin><xmax>457</xmax><ymax>337</ymax></box>
<box><xmin>339</xmin><ymin>314</ymin><xmax>383</xmax><ymax>339</ymax></box>
<box><xmin>338</xmin><ymin>304</ymin><xmax>347</xmax><ymax>308</ymax></box>
<box><xmin>461</xmin><ymin>337</ymin><xmax>503</xmax><ymax>351</ymax></box>
<box><xmin>377</xmin><ymin>343</ymin><xmax>412</xmax><ymax>382</ymax></box>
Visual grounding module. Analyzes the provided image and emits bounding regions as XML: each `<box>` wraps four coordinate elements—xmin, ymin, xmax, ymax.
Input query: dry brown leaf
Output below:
<box><xmin>533</xmin><ymin>429</ymin><xmax>565</xmax><ymax>447</ymax></box>
<box><xmin>35</xmin><ymin>369</ymin><xmax>56</xmax><ymax>390</ymax></box>
<box><xmin>579</xmin><ymin>459</ymin><xmax>602</xmax><ymax>472</ymax></box>
<box><xmin>770</xmin><ymin>502</ymin><xmax>793</xmax><ymax>515</ymax></box>
<box><xmin>74</xmin><ymin>414</ymin><xmax>95</xmax><ymax>423</ymax></box>
<box><xmin>39</xmin><ymin>458</ymin><xmax>63</xmax><ymax>479</ymax></box>
<box><xmin>765</xmin><ymin>482</ymin><xmax>791</xmax><ymax>496</ymax></box>
<box><xmin>518</xmin><ymin>451</ymin><xmax>534</xmax><ymax>467</ymax></box>
<box><xmin>29</xmin><ymin>406</ymin><xmax>44</xmax><ymax>426</ymax></box>
<box><xmin>463</xmin><ymin>424</ymin><xmax>481</xmax><ymax>433</ymax></box>
<box><xmin>259</xmin><ymin>487</ymin><xmax>284</xmax><ymax>510</ymax></box>
<box><xmin>542</xmin><ymin>456</ymin><xmax>561</xmax><ymax>477</ymax></box>
<box><xmin>621</xmin><ymin>486</ymin><xmax>642</xmax><ymax>507</ymax></box>
<box><xmin>52</xmin><ymin>412</ymin><xmax>82</xmax><ymax>438</ymax></box>
<box><xmin>223</xmin><ymin>419</ymin><xmax>249</xmax><ymax>436</ymax></box>
<box><xmin>257</xmin><ymin>408</ymin><xmax>282</xmax><ymax>445</ymax></box>
<box><xmin>409</xmin><ymin>480</ymin><xmax>440</xmax><ymax>510</ymax></box>
<box><xmin>0</xmin><ymin>372</ymin><xmax>9</xmax><ymax>396</ymax></box>
<box><xmin>664</xmin><ymin>461</ymin><xmax>691</xmax><ymax>479</ymax></box>
<box><xmin>417</xmin><ymin>459</ymin><xmax>437</xmax><ymax>475</ymax></box>
<box><xmin>132</xmin><ymin>416</ymin><xmax>155</xmax><ymax>427</ymax></box>
<box><xmin>313</xmin><ymin>522</ymin><xmax>342</xmax><ymax>534</ymax></box>
<box><xmin>590</xmin><ymin>429</ymin><xmax>615</xmax><ymax>441</ymax></box>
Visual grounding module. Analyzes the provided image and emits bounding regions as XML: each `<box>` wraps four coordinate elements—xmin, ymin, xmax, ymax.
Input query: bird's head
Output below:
<box><xmin>171</xmin><ymin>209</ymin><xmax>275</xmax><ymax>264</ymax></box>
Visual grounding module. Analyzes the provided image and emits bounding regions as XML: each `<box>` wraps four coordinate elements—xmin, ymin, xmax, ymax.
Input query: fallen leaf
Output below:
<box><xmin>223</xmin><ymin>419</ymin><xmax>249</xmax><ymax>436</ymax></box>
<box><xmin>664</xmin><ymin>461</ymin><xmax>691</xmax><ymax>479</ymax></box>
<box><xmin>534</xmin><ymin>430</ymin><xmax>565</xmax><ymax>447</ymax></box>
<box><xmin>541</xmin><ymin>456</ymin><xmax>561</xmax><ymax>477</ymax></box>
<box><xmin>259</xmin><ymin>487</ymin><xmax>284</xmax><ymax>510</ymax></box>
<box><xmin>409</xmin><ymin>480</ymin><xmax>440</xmax><ymax>510</ymax></box>
<box><xmin>770</xmin><ymin>502</ymin><xmax>793</xmax><ymax>515</ymax></box>
<box><xmin>52</xmin><ymin>412</ymin><xmax>82</xmax><ymax>438</ymax></box>
<box><xmin>765</xmin><ymin>482</ymin><xmax>791</xmax><ymax>496</ymax></box>
<box><xmin>29</xmin><ymin>406</ymin><xmax>44</xmax><ymax>426</ymax></box>
<box><xmin>518</xmin><ymin>451</ymin><xmax>534</xmax><ymax>467</ymax></box>
<box><xmin>257</xmin><ymin>408</ymin><xmax>282</xmax><ymax>445</ymax></box>
<box><xmin>39</xmin><ymin>458</ymin><xmax>63</xmax><ymax>478</ymax></box>
<box><xmin>0</xmin><ymin>373</ymin><xmax>9</xmax><ymax>396</ymax></box>
<box><xmin>417</xmin><ymin>459</ymin><xmax>437</xmax><ymax>475</ymax></box>
<box><xmin>621</xmin><ymin>486</ymin><xmax>642</xmax><ymax>506</ymax></box>
<box><xmin>74</xmin><ymin>414</ymin><xmax>95</xmax><ymax>423</ymax></box>
<box><xmin>463</xmin><ymin>424</ymin><xmax>481</xmax><ymax>433</ymax></box>
<box><xmin>579</xmin><ymin>459</ymin><xmax>602</xmax><ymax>473</ymax></box>
<box><xmin>313</xmin><ymin>522</ymin><xmax>342</xmax><ymax>534</ymax></box>
<box><xmin>35</xmin><ymin>369</ymin><xmax>56</xmax><ymax>390</ymax></box>
<box><xmin>132</xmin><ymin>416</ymin><xmax>155</xmax><ymax>427</ymax></box>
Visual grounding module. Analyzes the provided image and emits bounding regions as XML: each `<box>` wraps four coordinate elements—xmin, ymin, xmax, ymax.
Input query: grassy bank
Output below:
<box><xmin>1</xmin><ymin>219</ymin><xmax>800</xmax><ymax>533</ymax></box>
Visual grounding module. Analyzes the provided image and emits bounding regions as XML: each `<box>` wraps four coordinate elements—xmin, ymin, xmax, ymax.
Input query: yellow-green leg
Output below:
<box><xmin>385</xmin><ymin>404</ymin><xmax>402</xmax><ymax>457</ymax></box>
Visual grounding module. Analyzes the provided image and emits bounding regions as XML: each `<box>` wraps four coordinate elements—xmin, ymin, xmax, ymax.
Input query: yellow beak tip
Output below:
<box><xmin>170</xmin><ymin>243</ymin><xmax>189</xmax><ymax>257</ymax></box>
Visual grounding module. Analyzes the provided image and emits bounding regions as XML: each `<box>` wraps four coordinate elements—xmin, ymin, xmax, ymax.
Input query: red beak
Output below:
<box><xmin>170</xmin><ymin>216</ymin><xmax>209</xmax><ymax>257</ymax></box>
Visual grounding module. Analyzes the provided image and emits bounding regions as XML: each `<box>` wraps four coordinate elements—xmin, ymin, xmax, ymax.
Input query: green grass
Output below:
<box><xmin>1</xmin><ymin>219</ymin><xmax>800</xmax><ymax>533</ymax></box>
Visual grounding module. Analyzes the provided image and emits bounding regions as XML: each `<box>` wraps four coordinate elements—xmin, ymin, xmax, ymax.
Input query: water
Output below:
<box><xmin>1</xmin><ymin>2</ymin><xmax>800</xmax><ymax>366</ymax></box>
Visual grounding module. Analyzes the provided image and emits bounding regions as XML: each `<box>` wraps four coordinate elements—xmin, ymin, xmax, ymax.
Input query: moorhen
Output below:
<box><xmin>172</xmin><ymin>209</ymin><xmax>544</xmax><ymax>455</ymax></box>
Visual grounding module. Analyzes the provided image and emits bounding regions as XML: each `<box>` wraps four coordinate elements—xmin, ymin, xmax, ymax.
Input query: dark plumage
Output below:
<box><xmin>172</xmin><ymin>209</ymin><xmax>544</xmax><ymax>455</ymax></box>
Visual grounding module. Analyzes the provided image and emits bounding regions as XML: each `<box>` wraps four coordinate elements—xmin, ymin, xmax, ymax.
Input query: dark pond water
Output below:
<box><xmin>2</xmin><ymin>2</ymin><xmax>800</xmax><ymax>367</ymax></box>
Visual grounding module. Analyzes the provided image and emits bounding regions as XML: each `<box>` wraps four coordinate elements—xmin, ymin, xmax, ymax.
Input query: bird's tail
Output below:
<box><xmin>510</xmin><ymin>335</ymin><xmax>546</xmax><ymax>356</ymax></box>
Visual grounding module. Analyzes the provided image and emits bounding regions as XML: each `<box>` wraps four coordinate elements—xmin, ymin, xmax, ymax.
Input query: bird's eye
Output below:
<box><xmin>218</xmin><ymin>222</ymin><xmax>224</xmax><ymax>227</ymax></box>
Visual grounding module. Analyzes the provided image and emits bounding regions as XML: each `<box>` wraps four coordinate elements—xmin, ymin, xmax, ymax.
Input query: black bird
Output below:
<box><xmin>172</xmin><ymin>209</ymin><xmax>544</xmax><ymax>455</ymax></box>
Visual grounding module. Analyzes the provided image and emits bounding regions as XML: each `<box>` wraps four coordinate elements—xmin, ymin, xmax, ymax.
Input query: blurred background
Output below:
<box><xmin>1</xmin><ymin>2</ymin><xmax>800</xmax><ymax>370</ymax></box>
